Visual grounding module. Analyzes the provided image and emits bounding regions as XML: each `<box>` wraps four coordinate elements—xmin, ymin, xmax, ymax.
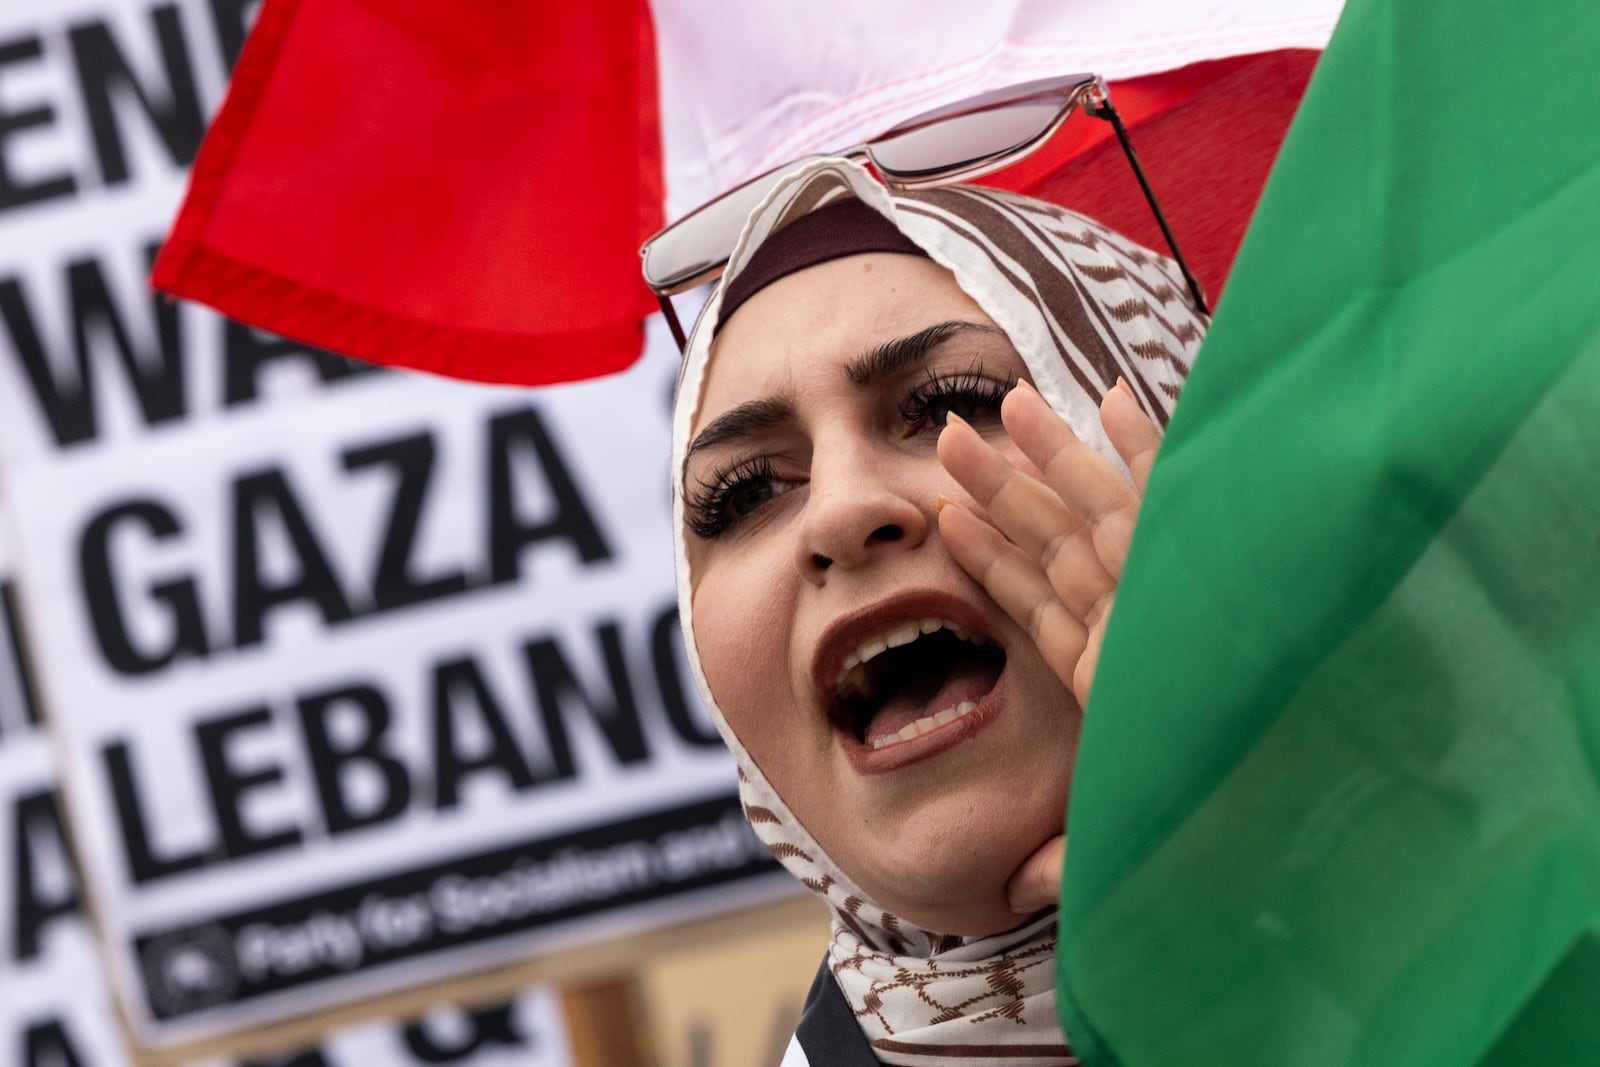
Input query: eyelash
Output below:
<box><xmin>686</xmin><ymin>456</ymin><xmax>779</xmax><ymax>540</ymax></box>
<box><xmin>899</xmin><ymin>362</ymin><xmax>1017</xmax><ymax>429</ymax></box>
<box><xmin>686</xmin><ymin>362</ymin><xmax>1018</xmax><ymax>540</ymax></box>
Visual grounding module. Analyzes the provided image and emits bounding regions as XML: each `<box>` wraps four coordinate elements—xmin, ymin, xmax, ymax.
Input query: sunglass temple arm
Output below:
<box><xmin>657</xmin><ymin>292</ymin><xmax>689</xmax><ymax>351</ymax></box>
<box><xmin>1088</xmin><ymin>95</ymin><xmax>1211</xmax><ymax>317</ymax></box>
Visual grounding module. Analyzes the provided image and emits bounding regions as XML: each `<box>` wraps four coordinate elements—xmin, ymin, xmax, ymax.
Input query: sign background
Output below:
<box><xmin>0</xmin><ymin>0</ymin><xmax>785</xmax><ymax>1046</ymax></box>
<box><xmin>0</xmin><ymin>677</ymin><xmax>134</xmax><ymax>1067</ymax></box>
<box><xmin>186</xmin><ymin>986</ymin><xmax>576</xmax><ymax>1067</ymax></box>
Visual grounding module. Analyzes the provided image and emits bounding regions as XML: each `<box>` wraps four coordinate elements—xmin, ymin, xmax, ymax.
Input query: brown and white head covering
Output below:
<box><xmin>669</xmin><ymin>158</ymin><xmax>1206</xmax><ymax>1065</ymax></box>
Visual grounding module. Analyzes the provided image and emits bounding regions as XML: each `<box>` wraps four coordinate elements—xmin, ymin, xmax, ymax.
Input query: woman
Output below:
<box><xmin>669</xmin><ymin>158</ymin><xmax>1205</xmax><ymax>1064</ymax></box>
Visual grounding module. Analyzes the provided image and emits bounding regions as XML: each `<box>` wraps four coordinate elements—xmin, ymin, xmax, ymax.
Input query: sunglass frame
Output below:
<box><xmin>644</xmin><ymin>75</ymin><xmax>1209</xmax><ymax>351</ymax></box>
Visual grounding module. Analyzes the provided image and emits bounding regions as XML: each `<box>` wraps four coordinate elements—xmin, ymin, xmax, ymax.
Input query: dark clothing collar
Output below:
<box><xmin>794</xmin><ymin>954</ymin><xmax>881</xmax><ymax>1064</ymax></box>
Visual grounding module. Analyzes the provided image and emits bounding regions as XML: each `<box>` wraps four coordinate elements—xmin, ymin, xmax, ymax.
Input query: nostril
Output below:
<box><xmin>870</xmin><ymin>524</ymin><xmax>903</xmax><ymax>544</ymax></box>
<box><xmin>811</xmin><ymin>551</ymin><xmax>833</xmax><ymax>570</ymax></box>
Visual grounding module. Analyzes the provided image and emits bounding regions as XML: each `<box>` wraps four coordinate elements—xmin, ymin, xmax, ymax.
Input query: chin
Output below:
<box><xmin>904</xmin><ymin>893</ymin><xmax>1044</xmax><ymax>939</ymax></box>
<box><xmin>850</xmin><ymin>783</ymin><xmax>1066</xmax><ymax>937</ymax></box>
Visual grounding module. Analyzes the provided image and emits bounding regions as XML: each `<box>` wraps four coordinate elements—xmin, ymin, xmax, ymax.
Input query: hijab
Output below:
<box><xmin>669</xmin><ymin>158</ymin><xmax>1207</xmax><ymax>1065</ymax></box>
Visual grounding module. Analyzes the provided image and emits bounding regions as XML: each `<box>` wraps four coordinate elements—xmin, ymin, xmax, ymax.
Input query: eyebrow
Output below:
<box><xmin>685</xmin><ymin>320</ymin><xmax>1005</xmax><ymax>461</ymax></box>
<box><xmin>686</xmin><ymin>396</ymin><xmax>795</xmax><ymax>462</ymax></box>
<box><xmin>845</xmin><ymin>320</ymin><xmax>1004</xmax><ymax>386</ymax></box>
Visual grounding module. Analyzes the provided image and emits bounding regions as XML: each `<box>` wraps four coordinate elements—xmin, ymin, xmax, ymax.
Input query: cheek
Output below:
<box><xmin>689</xmin><ymin>558</ymin><xmax>797</xmax><ymax>739</ymax></box>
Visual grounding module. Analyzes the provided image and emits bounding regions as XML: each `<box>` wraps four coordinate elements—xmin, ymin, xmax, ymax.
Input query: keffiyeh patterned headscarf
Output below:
<box><xmin>670</xmin><ymin>159</ymin><xmax>1207</xmax><ymax>1065</ymax></box>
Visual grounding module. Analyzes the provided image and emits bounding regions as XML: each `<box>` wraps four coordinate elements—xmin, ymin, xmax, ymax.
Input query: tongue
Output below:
<box><xmin>861</xmin><ymin>662</ymin><xmax>996</xmax><ymax>747</ymax></box>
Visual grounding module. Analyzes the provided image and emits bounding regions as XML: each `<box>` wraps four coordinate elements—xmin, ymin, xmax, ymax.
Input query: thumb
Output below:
<box><xmin>1006</xmin><ymin>835</ymin><xmax>1066</xmax><ymax>915</ymax></box>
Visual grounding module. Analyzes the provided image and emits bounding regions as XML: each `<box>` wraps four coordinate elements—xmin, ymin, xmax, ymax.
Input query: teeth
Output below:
<box><xmin>833</xmin><ymin>617</ymin><xmax>989</xmax><ymax>694</ymax></box>
<box><xmin>837</xmin><ymin>663</ymin><xmax>869</xmax><ymax>700</ymax></box>
<box><xmin>872</xmin><ymin>700</ymin><xmax>980</xmax><ymax>749</ymax></box>
<box><xmin>885</xmin><ymin>621</ymin><xmax>920</xmax><ymax>650</ymax></box>
<box><xmin>830</xmin><ymin>615</ymin><xmax>996</xmax><ymax>728</ymax></box>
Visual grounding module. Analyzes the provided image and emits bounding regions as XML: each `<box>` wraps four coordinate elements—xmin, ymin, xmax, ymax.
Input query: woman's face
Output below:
<box><xmin>684</xmin><ymin>252</ymin><xmax>1081</xmax><ymax>936</ymax></box>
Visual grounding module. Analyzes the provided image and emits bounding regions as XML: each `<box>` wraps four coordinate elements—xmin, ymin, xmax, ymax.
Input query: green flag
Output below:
<box><xmin>1057</xmin><ymin>1</ymin><xmax>1600</xmax><ymax>1064</ymax></box>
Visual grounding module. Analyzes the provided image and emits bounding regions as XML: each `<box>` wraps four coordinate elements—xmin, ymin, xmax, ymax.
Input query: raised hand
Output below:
<box><xmin>936</xmin><ymin>377</ymin><xmax>1160</xmax><ymax>707</ymax></box>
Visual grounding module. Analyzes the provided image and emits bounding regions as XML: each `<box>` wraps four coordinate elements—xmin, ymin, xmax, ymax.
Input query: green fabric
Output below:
<box><xmin>1055</xmin><ymin>1</ymin><xmax>1600</xmax><ymax>1065</ymax></box>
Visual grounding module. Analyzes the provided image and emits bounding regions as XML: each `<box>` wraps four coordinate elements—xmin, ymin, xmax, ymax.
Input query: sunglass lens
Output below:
<box><xmin>642</xmin><ymin>167</ymin><xmax>798</xmax><ymax>290</ymax></box>
<box><xmin>870</xmin><ymin>99</ymin><xmax>1063</xmax><ymax>179</ymax></box>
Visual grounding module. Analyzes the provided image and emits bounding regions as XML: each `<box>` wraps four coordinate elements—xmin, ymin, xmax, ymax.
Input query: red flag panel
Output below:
<box><xmin>154</xmin><ymin>0</ymin><xmax>662</xmax><ymax>385</ymax></box>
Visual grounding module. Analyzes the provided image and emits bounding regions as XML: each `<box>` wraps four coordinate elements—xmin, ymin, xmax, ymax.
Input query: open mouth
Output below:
<box><xmin>826</xmin><ymin>618</ymin><xmax>1007</xmax><ymax>750</ymax></box>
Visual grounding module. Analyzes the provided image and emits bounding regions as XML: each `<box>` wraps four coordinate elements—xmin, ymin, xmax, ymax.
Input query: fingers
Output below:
<box><xmin>1006</xmin><ymin>834</ymin><xmax>1066</xmax><ymax>915</ymax></box>
<box><xmin>937</xmin><ymin>502</ymin><xmax>1091</xmax><ymax>689</ymax></box>
<box><xmin>936</xmin><ymin>413</ymin><xmax>1113</xmax><ymax>622</ymax></box>
<box><xmin>1099</xmin><ymin>381</ymin><xmax>1164</xmax><ymax>496</ymax></box>
<box><xmin>936</xmin><ymin>377</ymin><xmax>1160</xmax><ymax>708</ymax></box>
<box><xmin>1074</xmin><ymin>625</ymin><xmax>1104</xmax><ymax>705</ymax></box>
<box><xmin>998</xmin><ymin>384</ymin><xmax>1144</xmax><ymax>579</ymax></box>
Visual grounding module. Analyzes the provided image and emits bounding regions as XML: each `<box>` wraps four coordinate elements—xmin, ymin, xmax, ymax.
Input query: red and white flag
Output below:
<box><xmin>155</xmin><ymin>0</ymin><xmax>1343</xmax><ymax>384</ymax></box>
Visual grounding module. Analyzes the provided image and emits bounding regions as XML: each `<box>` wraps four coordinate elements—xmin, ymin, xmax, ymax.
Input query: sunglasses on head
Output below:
<box><xmin>640</xmin><ymin>73</ymin><xmax>1209</xmax><ymax>351</ymax></box>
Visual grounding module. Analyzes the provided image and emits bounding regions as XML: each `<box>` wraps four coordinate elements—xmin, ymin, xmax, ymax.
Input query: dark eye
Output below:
<box><xmin>727</xmin><ymin>479</ymin><xmax>777</xmax><ymax>518</ymax></box>
<box><xmin>930</xmin><ymin>389</ymin><xmax>996</xmax><ymax>426</ymax></box>
<box><xmin>686</xmin><ymin>456</ymin><xmax>789</xmax><ymax>539</ymax></box>
<box><xmin>900</xmin><ymin>361</ymin><xmax>1016</xmax><ymax>431</ymax></box>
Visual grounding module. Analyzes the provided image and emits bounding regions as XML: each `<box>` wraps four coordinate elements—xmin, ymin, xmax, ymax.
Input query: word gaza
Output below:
<box><xmin>78</xmin><ymin>404</ymin><xmax>610</xmax><ymax>676</ymax></box>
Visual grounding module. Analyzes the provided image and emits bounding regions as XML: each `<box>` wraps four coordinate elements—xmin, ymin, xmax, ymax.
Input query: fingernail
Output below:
<box><xmin>1009</xmin><ymin>893</ymin><xmax>1045</xmax><ymax>915</ymax></box>
<box><xmin>1016</xmin><ymin>378</ymin><xmax>1039</xmax><ymax>394</ymax></box>
<box><xmin>945</xmin><ymin>411</ymin><xmax>971</xmax><ymax>429</ymax></box>
<box><xmin>1115</xmin><ymin>376</ymin><xmax>1136</xmax><ymax>400</ymax></box>
<box><xmin>936</xmin><ymin>494</ymin><xmax>954</xmax><ymax>512</ymax></box>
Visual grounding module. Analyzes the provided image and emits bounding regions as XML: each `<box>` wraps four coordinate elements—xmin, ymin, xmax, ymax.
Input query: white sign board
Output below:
<box><xmin>186</xmin><ymin>987</ymin><xmax>575</xmax><ymax>1067</ymax></box>
<box><xmin>0</xmin><ymin>0</ymin><xmax>785</xmax><ymax>1045</ymax></box>
<box><xmin>0</xmin><ymin>741</ymin><xmax>135</xmax><ymax>1067</ymax></box>
<box><xmin>1</xmin><ymin>555</ymin><xmax>133</xmax><ymax>1067</ymax></box>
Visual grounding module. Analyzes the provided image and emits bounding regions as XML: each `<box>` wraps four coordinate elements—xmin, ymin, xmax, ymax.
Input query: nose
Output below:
<box><xmin>795</xmin><ymin>445</ymin><xmax>929</xmax><ymax>583</ymax></box>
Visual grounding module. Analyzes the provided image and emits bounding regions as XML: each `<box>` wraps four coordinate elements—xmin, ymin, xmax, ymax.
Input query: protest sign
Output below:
<box><xmin>185</xmin><ymin>986</ymin><xmax>574</xmax><ymax>1067</ymax></box>
<box><xmin>0</xmin><ymin>0</ymin><xmax>784</xmax><ymax>1044</ymax></box>
<box><xmin>1</xmin><ymin>545</ymin><xmax>133</xmax><ymax>1067</ymax></box>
